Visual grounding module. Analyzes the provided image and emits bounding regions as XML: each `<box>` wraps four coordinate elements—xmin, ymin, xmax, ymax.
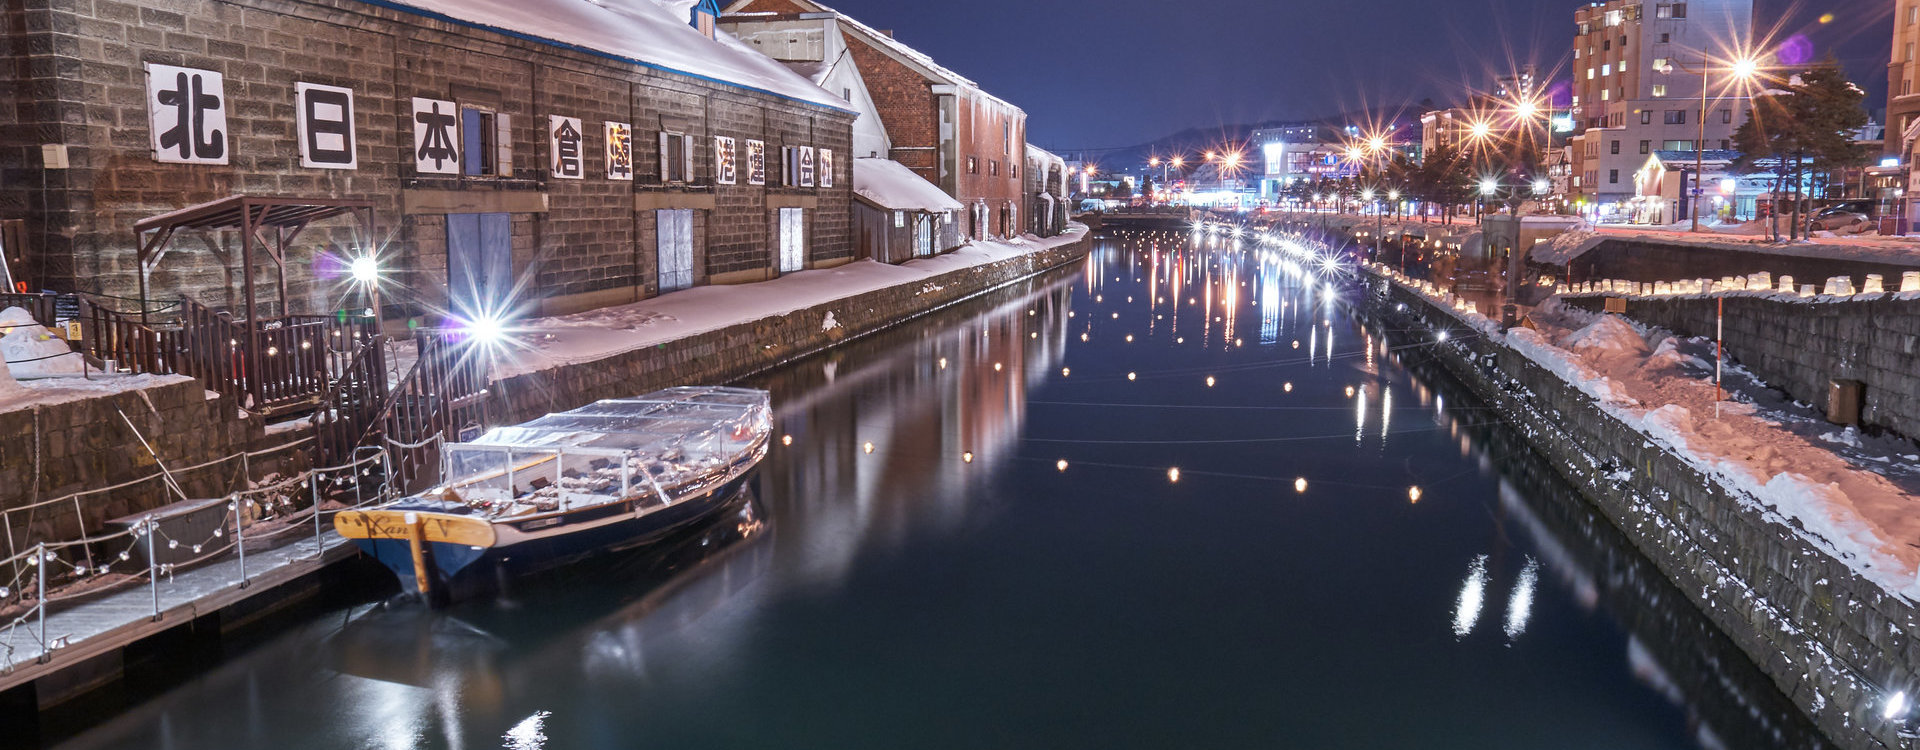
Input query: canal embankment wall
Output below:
<box><xmin>0</xmin><ymin>381</ymin><xmax>300</xmax><ymax>555</ymax></box>
<box><xmin>1363</xmin><ymin>268</ymin><xmax>1920</xmax><ymax>750</ymax></box>
<box><xmin>488</xmin><ymin>235</ymin><xmax>1091</xmax><ymax>425</ymax></box>
<box><xmin>1560</xmin><ymin>292</ymin><xmax>1920</xmax><ymax>442</ymax></box>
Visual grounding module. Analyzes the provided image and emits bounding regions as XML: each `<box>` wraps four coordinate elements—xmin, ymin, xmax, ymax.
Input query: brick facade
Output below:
<box><xmin>0</xmin><ymin>0</ymin><xmax>854</xmax><ymax>322</ymax></box>
<box><xmin>728</xmin><ymin>0</ymin><xmax>1027</xmax><ymax>240</ymax></box>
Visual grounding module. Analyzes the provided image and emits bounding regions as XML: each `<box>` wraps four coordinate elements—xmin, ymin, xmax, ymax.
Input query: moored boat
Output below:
<box><xmin>335</xmin><ymin>386</ymin><xmax>771</xmax><ymax>603</ymax></box>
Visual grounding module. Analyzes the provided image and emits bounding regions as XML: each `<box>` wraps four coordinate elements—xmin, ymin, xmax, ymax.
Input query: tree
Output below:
<box><xmin>1731</xmin><ymin>56</ymin><xmax>1869</xmax><ymax>240</ymax></box>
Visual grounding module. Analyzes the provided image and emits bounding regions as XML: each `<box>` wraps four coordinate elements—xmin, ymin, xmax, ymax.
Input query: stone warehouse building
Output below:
<box><xmin>720</xmin><ymin>0</ymin><xmax>1030</xmax><ymax>242</ymax></box>
<box><xmin>0</xmin><ymin>0</ymin><xmax>858</xmax><ymax>324</ymax></box>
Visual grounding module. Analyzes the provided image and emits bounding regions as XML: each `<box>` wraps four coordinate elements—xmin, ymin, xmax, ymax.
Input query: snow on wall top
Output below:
<box><xmin>366</xmin><ymin>0</ymin><xmax>851</xmax><ymax>112</ymax></box>
<box><xmin>853</xmin><ymin>158</ymin><xmax>963</xmax><ymax>212</ymax></box>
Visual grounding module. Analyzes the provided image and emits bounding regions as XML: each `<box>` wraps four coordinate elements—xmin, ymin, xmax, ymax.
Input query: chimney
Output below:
<box><xmin>879</xmin><ymin>29</ymin><xmax>894</xmax><ymax>38</ymax></box>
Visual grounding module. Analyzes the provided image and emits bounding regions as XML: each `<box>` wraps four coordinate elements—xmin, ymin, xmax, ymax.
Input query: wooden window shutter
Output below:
<box><xmin>494</xmin><ymin>113</ymin><xmax>512</xmax><ymax>177</ymax></box>
<box><xmin>682</xmin><ymin>135</ymin><xmax>695</xmax><ymax>184</ymax></box>
<box><xmin>660</xmin><ymin>132</ymin><xmax>672</xmax><ymax>182</ymax></box>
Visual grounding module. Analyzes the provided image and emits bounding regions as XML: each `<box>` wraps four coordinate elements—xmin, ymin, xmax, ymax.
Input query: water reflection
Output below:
<box><xmin>34</xmin><ymin>231</ymin><xmax>1834</xmax><ymax>750</ymax></box>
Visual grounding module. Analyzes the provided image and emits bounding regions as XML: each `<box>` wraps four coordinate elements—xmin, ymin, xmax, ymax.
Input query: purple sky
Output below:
<box><xmin>819</xmin><ymin>0</ymin><xmax>1891</xmax><ymax>150</ymax></box>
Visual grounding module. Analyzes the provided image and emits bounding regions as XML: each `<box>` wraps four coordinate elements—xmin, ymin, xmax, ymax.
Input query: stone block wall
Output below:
<box><xmin>1537</xmin><ymin>237</ymin><xmax>1920</xmax><ymax>294</ymax></box>
<box><xmin>489</xmin><ymin>237</ymin><xmax>1090</xmax><ymax>426</ymax></box>
<box><xmin>1372</xmin><ymin>275</ymin><xmax>1920</xmax><ymax>750</ymax></box>
<box><xmin>0</xmin><ymin>378</ymin><xmax>291</xmax><ymax>551</ymax></box>
<box><xmin>1</xmin><ymin>0</ymin><xmax>856</xmax><ymax>321</ymax></box>
<box><xmin>1563</xmin><ymin>293</ymin><xmax>1920</xmax><ymax>442</ymax></box>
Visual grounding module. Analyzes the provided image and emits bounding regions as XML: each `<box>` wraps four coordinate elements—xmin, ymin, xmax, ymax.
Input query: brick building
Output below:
<box><xmin>0</xmin><ymin>0</ymin><xmax>857</xmax><ymax>326</ymax></box>
<box><xmin>720</xmin><ymin>0</ymin><xmax>1029</xmax><ymax>241</ymax></box>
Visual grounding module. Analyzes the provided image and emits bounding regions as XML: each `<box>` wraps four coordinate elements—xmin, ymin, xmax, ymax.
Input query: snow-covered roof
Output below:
<box><xmin>721</xmin><ymin>0</ymin><xmax>1022</xmax><ymax>113</ymax></box>
<box><xmin>853</xmin><ymin>158</ymin><xmax>963</xmax><ymax>212</ymax></box>
<box><xmin>366</xmin><ymin>0</ymin><xmax>852</xmax><ymax>112</ymax></box>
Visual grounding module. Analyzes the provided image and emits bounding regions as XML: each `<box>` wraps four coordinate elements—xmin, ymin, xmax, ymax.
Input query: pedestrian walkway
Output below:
<box><xmin>1</xmin><ymin>525</ymin><xmax>358</xmax><ymax>694</ymax></box>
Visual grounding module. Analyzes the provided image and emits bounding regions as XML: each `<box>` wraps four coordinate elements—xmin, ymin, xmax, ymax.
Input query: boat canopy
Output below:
<box><xmin>439</xmin><ymin>387</ymin><xmax>771</xmax><ymax>508</ymax></box>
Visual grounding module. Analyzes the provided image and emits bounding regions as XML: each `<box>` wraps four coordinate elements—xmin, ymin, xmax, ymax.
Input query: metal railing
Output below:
<box><xmin>0</xmin><ymin>448</ymin><xmax>399</xmax><ymax>676</ymax></box>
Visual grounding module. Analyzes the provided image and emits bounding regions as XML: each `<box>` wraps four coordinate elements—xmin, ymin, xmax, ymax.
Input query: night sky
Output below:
<box><xmin>820</xmin><ymin>0</ymin><xmax>1892</xmax><ymax>151</ymax></box>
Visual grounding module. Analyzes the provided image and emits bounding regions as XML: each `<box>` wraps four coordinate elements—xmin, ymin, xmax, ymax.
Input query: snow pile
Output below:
<box><xmin>380</xmin><ymin>0</ymin><xmax>847</xmax><ymax>110</ymax></box>
<box><xmin>1</xmin><ymin>307</ymin><xmax>83</xmax><ymax>378</ymax></box>
<box><xmin>1529</xmin><ymin>230</ymin><xmax>1605</xmax><ymax>265</ymax></box>
<box><xmin>1506</xmin><ymin>327</ymin><xmax>1637</xmax><ymax>406</ymax></box>
<box><xmin>853</xmin><ymin>158</ymin><xmax>963</xmax><ymax>212</ymax></box>
<box><xmin>1521</xmin><ymin>304</ymin><xmax>1920</xmax><ymax>599</ymax></box>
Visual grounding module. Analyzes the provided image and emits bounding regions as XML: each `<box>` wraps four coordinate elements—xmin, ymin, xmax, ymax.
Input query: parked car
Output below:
<box><xmin>1808</xmin><ymin>206</ymin><xmax>1871</xmax><ymax>234</ymax></box>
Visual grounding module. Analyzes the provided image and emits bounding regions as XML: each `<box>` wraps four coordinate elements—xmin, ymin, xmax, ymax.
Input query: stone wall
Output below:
<box><xmin>1536</xmin><ymin>238</ymin><xmax>1920</xmax><ymax>296</ymax></box>
<box><xmin>1367</xmin><ymin>273</ymin><xmax>1920</xmax><ymax>750</ymax></box>
<box><xmin>1562</xmin><ymin>293</ymin><xmax>1920</xmax><ymax>442</ymax></box>
<box><xmin>489</xmin><ymin>237</ymin><xmax>1090</xmax><ymax>425</ymax></box>
<box><xmin>1</xmin><ymin>0</ymin><xmax>855</xmax><ymax>321</ymax></box>
<box><xmin>0</xmin><ymin>379</ymin><xmax>290</xmax><ymax>550</ymax></box>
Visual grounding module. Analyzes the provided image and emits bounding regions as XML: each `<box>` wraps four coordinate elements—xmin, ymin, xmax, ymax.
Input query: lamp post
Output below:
<box><xmin>1684</xmin><ymin>55</ymin><xmax>1760</xmax><ymax>232</ymax></box>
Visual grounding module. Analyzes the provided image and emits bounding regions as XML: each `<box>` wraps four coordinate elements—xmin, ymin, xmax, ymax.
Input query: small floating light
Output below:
<box><xmin>1292</xmin><ymin>341</ymin><xmax>1300</xmax><ymax>349</ymax></box>
<box><xmin>1206</xmin><ymin>376</ymin><xmax>1216</xmax><ymax>387</ymax></box>
<box><xmin>1345</xmin><ymin>385</ymin><xmax>1356</xmax><ymax>398</ymax></box>
<box><xmin>863</xmin><ymin>442</ymin><xmax>875</xmax><ymax>454</ymax></box>
<box><xmin>1168</xmin><ymin>467</ymin><xmax>1181</xmax><ymax>483</ymax></box>
<box><xmin>1283</xmin><ymin>382</ymin><xmax>1293</xmax><ymax>393</ymax></box>
<box><xmin>1057</xmin><ymin>459</ymin><xmax>1069</xmax><ymax>472</ymax></box>
<box><xmin>1061</xmin><ymin>368</ymin><xmax>1070</xmax><ymax>377</ymax></box>
<box><xmin>1125</xmin><ymin>335</ymin><xmax>1134</xmax><ymax>343</ymax></box>
<box><xmin>1127</xmin><ymin>372</ymin><xmax>1138</xmax><ymax>381</ymax></box>
<box><xmin>1409</xmin><ymin>486</ymin><xmax>1423</xmax><ymax>503</ymax></box>
<box><xmin>781</xmin><ymin>435</ymin><xmax>793</xmax><ymax>446</ymax></box>
<box><xmin>1295</xmin><ymin>477</ymin><xmax>1308</xmax><ymax>494</ymax></box>
<box><xmin>939</xmin><ymin>357</ymin><xmax>948</xmax><ymax>369</ymax></box>
<box><xmin>963</xmin><ymin>452</ymin><xmax>974</xmax><ymax>463</ymax></box>
<box><xmin>994</xmin><ymin>362</ymin><xmax>1003</xmax><ymax>372</ymax></box>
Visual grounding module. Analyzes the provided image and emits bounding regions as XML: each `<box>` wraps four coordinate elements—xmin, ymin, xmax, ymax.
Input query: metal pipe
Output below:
<box><xmin>233</xmin><ymin>494</ymin><xmax>247</xmax><ymax>587</ymax></box>
<box><xmin>35</xmin><ymin>543</ymin><xmax>46</xmax><ymax>664</ymax></box>
<box><xmin>147</xmin><ymin>518</ymin><xmax>160</xmax><ymax>621</ymax></box>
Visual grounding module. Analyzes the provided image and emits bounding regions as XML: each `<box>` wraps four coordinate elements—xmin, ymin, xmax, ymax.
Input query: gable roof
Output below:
<box><xmin>363</xmin><ymin>0</ymin><xmax>852</xmax><ymax>112</ymax></box>
<box><xmin>722</xmin><ymin>0</ymin><xmax>1020</xmax><ymax>113</ymax></box>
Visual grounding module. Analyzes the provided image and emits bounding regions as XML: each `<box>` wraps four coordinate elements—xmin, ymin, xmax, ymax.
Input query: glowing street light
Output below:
<box><xmin>1479</xmin><ymin>179</ymin><xmax>1499</xmax><ymax>196</ymax></box>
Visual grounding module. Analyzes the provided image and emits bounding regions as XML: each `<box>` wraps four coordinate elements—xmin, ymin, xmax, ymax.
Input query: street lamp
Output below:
<box><xmin>1678</xmin><ymin>53</ymin><xmax>1764</xmax><ymax>232</ymax></box>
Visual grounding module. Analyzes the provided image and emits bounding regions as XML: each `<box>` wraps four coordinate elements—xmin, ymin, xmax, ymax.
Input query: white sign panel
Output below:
<box><xmin>798</xmin><ymin>145</ymin><xmax>815</xmax><ymax>188</ymax></box>
<box><xmin>745</xmin><ymin>140</ymin><xmax>766</xmax><ymax>186</ymax></box>
<box><xmin>606</xmin><ymin>121</ymin><xmax>634</xmax><ymax>181</ymax></box>
<box><xmin>145</xmin><ymin>63</ymin><xmax>228</xmax><ymax>165</ymax></box>
<box><xmin>714</xmin><ymin>136</ymin><xmax>737</xmax><ymax>185</ymax></box>
<box><xmin>549</xmin><ymin>115</ymin><xmax>583</xmax><ymax>180</ymax></box>
<box><xmin>818</xmin><ymin>148</ymin><xmax>834</xmax><ymax>188</ymax></box>
<box><xmin>412</xmin><ymin>97</ymin><xmax>461</xmax><ymax>175</ymax></box>
<box><xmin>295</xmin><ymin>82</ymin><xmax>356</xmax><ymax>169</ymax></box>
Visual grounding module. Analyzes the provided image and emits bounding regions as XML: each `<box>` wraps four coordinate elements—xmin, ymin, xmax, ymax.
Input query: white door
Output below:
<box><xmin>778</xmin><ymin>207</ymin><xmax>805</xmax><ymax>273</ymax></box>
<box><xmin>657</xmin><ymin>209</ymin><xmax>694</xmax><ymax>292</ymax></box>
<box><xmin>915</xmin><ymin>215</ymin><xmax>934</xmax><ymax>257</ymax></box>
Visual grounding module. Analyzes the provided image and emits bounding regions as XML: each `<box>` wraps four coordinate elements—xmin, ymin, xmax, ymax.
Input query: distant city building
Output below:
<box><xmin>1890</xmin><ymin>0</ymin><xmax>1920</xmax><ymax>230</ymax></box>
<box><xmin>1567</xmin><ymin>0</ymin><xmax>1755</xmax><ymax>216</ymax></box>
<box><xmin>1493</xmin><ymin>65</ymin><xmax>1540</xmax><ymax>99</ymax></box>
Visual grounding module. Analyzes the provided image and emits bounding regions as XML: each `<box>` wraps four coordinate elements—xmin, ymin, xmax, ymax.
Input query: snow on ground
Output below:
<box><xmin>0</xmin><ymin>373</ymin><xmax>193</xmax><ymax>412</ymax></box>
<box><xmin>1524</xmin><ymin>298</ymin><xmax>1920</xmax><ymax>599</ymax></box>
<box><xmin>489</xmin><ymin>227</ymin><xmax>1088</xmax><ymax>380</ymax></box>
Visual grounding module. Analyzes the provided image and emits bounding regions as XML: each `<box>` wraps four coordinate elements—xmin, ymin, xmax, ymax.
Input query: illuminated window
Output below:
<box><xmin>1652</xmin><ymin>85</ymin><xmax>1667</xmax><ymax>97</ymax></box>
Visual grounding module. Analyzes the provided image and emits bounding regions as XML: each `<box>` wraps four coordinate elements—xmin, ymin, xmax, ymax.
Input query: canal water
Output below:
<box><xmin>40</xmin><ymin>230</ymin><xmax>1830</xmax><ymax>749</ymax></box>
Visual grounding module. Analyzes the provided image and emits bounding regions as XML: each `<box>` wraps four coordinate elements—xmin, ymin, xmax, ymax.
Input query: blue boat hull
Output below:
<box><xmin>352</xmin><ymin>469</ymin><xmax>757</xmax><ymax>603</ymax></box>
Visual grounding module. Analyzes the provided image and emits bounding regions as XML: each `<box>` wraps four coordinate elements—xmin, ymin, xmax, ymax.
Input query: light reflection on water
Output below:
<box><xmin>35</xmin><ymin>230</ymin><xmax>1832</xmax><ymax>750</ymax></box>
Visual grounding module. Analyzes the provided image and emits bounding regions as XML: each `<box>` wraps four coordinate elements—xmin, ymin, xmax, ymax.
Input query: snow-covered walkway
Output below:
<box><xmin>487</xmin><ymin>227</ymin><xmax>1088</xmax><ymax>380</ymax></box>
